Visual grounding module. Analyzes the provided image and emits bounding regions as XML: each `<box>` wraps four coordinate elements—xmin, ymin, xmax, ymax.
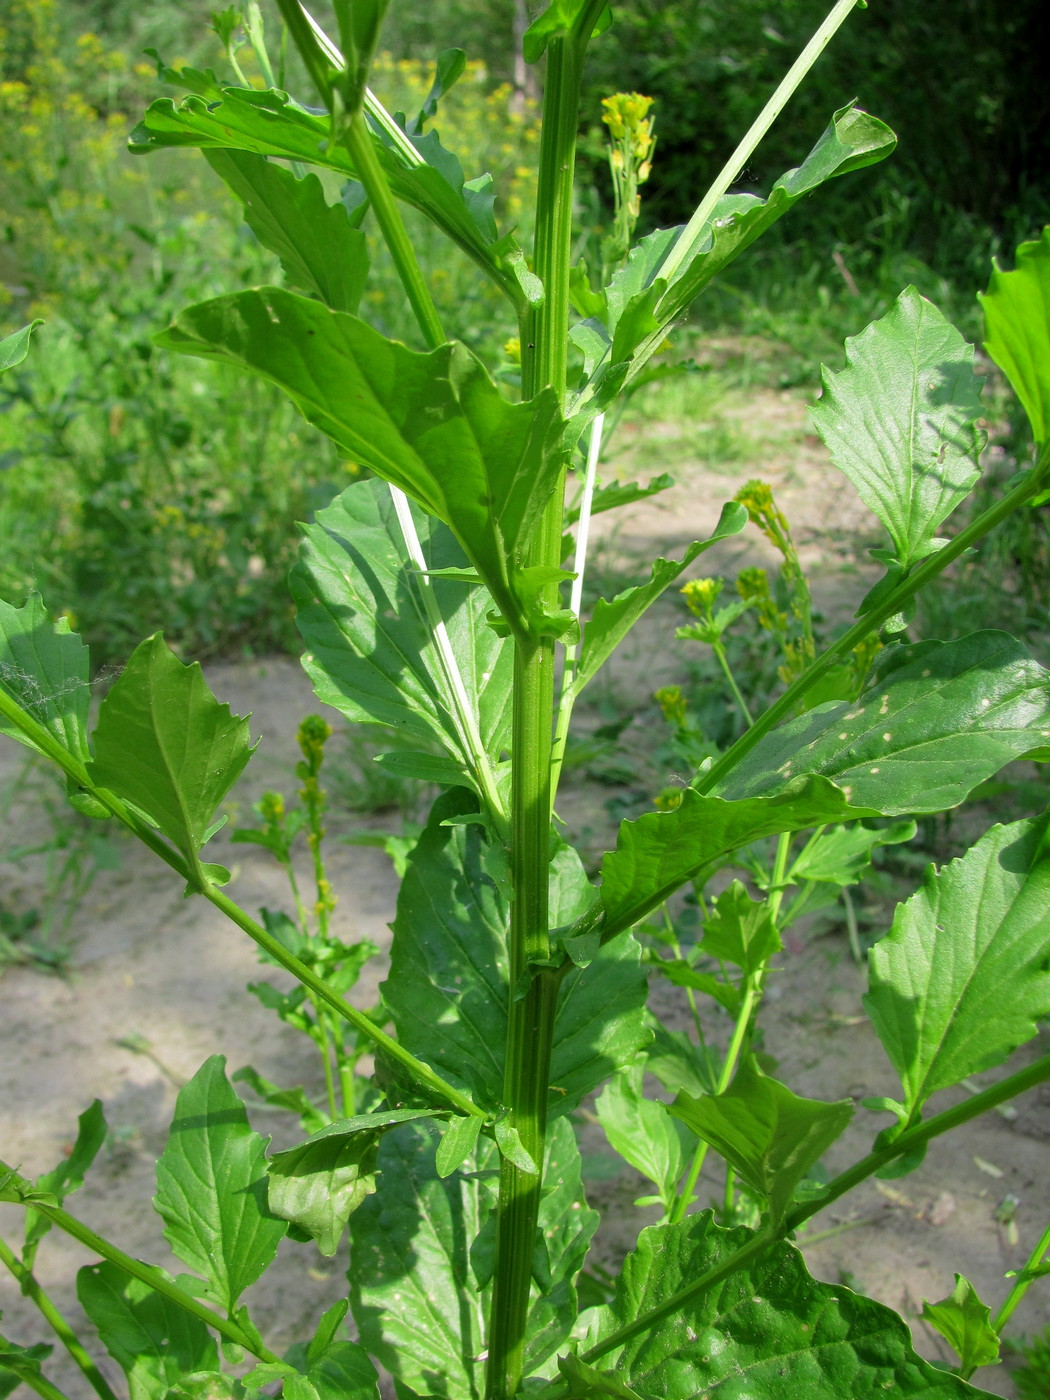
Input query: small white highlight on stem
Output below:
<box><xmin>387</xmin><ymin>484</ymin><xmax>506</xmax><ymax>823</ymax></box>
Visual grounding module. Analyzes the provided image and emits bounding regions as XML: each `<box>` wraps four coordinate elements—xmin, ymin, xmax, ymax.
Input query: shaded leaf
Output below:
<box><xmin>595</xmin><ymin>1060</ymin><xmax>689</xmax><ymax>1211</ymax></box>
<box><xmin>0</xmin><ymin>593</ymin><xmax>91</xmax><ymax>761</ymax></box>
<box><xmin>88</xmin><ymin>635</ymin><xmax>255</xmax><ymax>870</ymax></box>
<box><xmin>599</xmin><ymin>776</ymin><xmax>873</xmax><ymax>940</ymax></box>
<box><xmin>699</xmin><ymin>880</ymin><xmax>781</xmax><ymax>973</ymax></box>
<box><xmin>573</xmin><ymin>503</ymin><xmax>748</xmax><ymax>696</ymax></box>
<box><xmin>293</xmin><ymin>481</ymin><xmax>512</xmax><ymax>800</ymax></box>
<box><xmin>720</xmin><ymin>632</ymin><xmax>1050</xmax><ymax>815</ymax></box>
<box><xmin>0</xmin><ymin>1333</ymin><xmax>52</xmax><ymax>1399</ymax></box>
<box><xmin>670</xmin><ymin>1062</ymin><xmax>853</xmax><ymax>1223</ymax></box>
<box><xmin>160</xmin><ymin>288</ymin><xmax>564</xmax><ymax>630</ymax></box>
<box><xmin>203</xmin><ymin>151</ymin><xmax>368</xmax><ymax>312</ymax></box>
<box><xmin>232</xmin><ymin>1066</ymin><xmax>327</xmax><ymax>1135</ymax></box>
<box><xmin>809</xmin><ymin>288</ymin><xmax>984</xmax><ymax>569</ymax></box>
<box><xmin>0</xmin><ymin>321</ymin><xmax>42</xmax><ymax>378</ymax></box>
<box><xmin>523</xmin><ymin>0</ymin><xmax>613</xmax><ymax>62</ymax></box>
<box><xmin>244</xmin><ymin>1301</ymin><xmax>379</xmax><ymax>1400</ymax></box>
<box><xmin>979</xmin><ymin>226</ymin><xmax>1050</xmax><ymax>448</ymax></box>
<box><xmin>435</xmin><ymin>1113</ymin><xmax>483</xmax><ymax>1178</ymax></box>
<box><xmin>865</xmin><ymin>815</ymin><xmax>1050</xmax><ymax>1121</ymax></box>
<box><xmin>154</xmin><ymin>1056</ymin><xmax>285</xmax><ymax>1312</ymax></box>
<box><xmin>268</xmin><ymin>1110</ymin><xmax>437</xmax><ymax>1255</ymax></box>
<box><xmin>578</xmin><ymin>1212</ymin><xmax>994</xmax><ymax>1397</ymax></box>
<box><xmin>789</xmin><ymin>820</ymin><xmax>916</xmax><ymax>888</ymax></box>
<box><xmin>922</xmin><ymin>1275</ymin><xmax>1001</xmax><ymax>1375</ymax></box>
<box><xmin>77</xmin><ymin>1261</ymin><xmax>217</xmax><ymax>1400</ymax></box>
<box><xmin>384</xmin><ymin>790</ymin><xmax>647</xmax><ymax>1115</ymax></box>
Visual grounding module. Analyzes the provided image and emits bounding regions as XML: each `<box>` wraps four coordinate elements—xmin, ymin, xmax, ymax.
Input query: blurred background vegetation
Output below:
<box><xmin>1</xmin><ymin>0</ymin><xmax>1047</xmax><ymax>666</ymax></box>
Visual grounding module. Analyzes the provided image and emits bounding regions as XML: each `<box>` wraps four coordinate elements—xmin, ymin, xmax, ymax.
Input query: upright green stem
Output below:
<box><xmin>993</xmin><ymin>1216</ymin><xmax>1050</xmax><ymax>1335</ymax></box>
<box><xmin>487</xmin><ymin>10</ymin><xmax>606</xmax><ymax>1397</ymax></box>
<box><xmin>0</xmin><ymin>1235</ymin><xmax>118</xmax><ymax>1400</ymax></box>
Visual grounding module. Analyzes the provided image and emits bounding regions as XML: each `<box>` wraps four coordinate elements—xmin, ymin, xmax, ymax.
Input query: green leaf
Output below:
<box><xmin>699</xmin><ymin>880</ymin><xmax>781</xmax><ymax>973</ymax></box>
<box><xmin>232</xmin><ymin>1066</ymin><xmax>327</xmax><ymax>1135</ymax></box>
<box><xmin>809</xmin><ymin>288</ymin><xmax>984</xmax><ymax>569</ymax></box>
<box><xmin>331</xmin><ymin>0</ymin><xmax>389</xmax><ymax>120</ymax></box>
<box><xmin>921</xmin><ymin>1275</ymin><xmax>1001</xmax><ymax>1375</ymax></box>
<box><xmin>293</xmin><ymin>480</ymin><xmax>511</xmax><ymax>787</ymax></box>
<box><xmin>384</xmin><ymin>790</ymin><xmax>648</xmax><ymax>1115</ymax></box>
<box><xmin>720</xmin><ymin>632</ymin><xmax>1050</xmax><ymax>815</ymax></box>
<box><xmin>596</xmin><ymin>1060</ymin><xmax>689</xmax><ymax>1210</ymax></box>
<box><xmin>789</xmin><ymin>820</ymin><xmax>917</xmax><ymax>888</ymax></box>
<box><xmin>979</xmin><ymin>226</ymin><xmax>1050</xmax><ymax>448</ymax></box>
<box><xmin>349</xmin><ymin>1121</ymin><xmax>494</xmax><ymax>1399</ymax></box>
<box><xmin>246</xmin><ymin>1313</ymin><xmax>380</xmax><ymax>1400</ymax></box>
<box><xmin>670</xmin><ymin>1062</ymin><xmax>853</xmax><ymax>1224</ymax></box>
<box><xmin>203</xmin><ymin>151</ymin><xmax>368</xmax><ymax>313</ymax></box>
<box><xmin>599</xmin><ymin>776</ymin><xmax>873</xmax><ymax>939</ymax></box>
<box><xmin>160</xmin><ymin>288</ymin><xmax>565</xmax><ymax>631</ymax></box>
<box><xmin>267</xmin><ymin>1109</ymin><xmax>435</xmax><ymax>1255</ymax></box>
<box><xmin>567</xmin><ymin>474</ymin><xmax>675</xmax><ymax>526</ymax></box>
<box><xmin>555</xmin><ymin>1355</ymin><xmax>648</xmax><ymax>1400</ymax></box>
<box><xmin>523</xmin><ymin>0</ymin><xmax>613</xmax><ymax>63</ymax></box>
<box><xmin>0</xmin><ymin>593</ymin><xmax>91</xmax><ymax>761</ymax></box>
<box><xmin>649</xmin><ymin>961</ymin><xmax>742</xmax><ymax>1015</ymax></box>
<box><xmin>865</xmin><ymin>815</ymin><xmax>1050</xmax><ymax>1122</ymax></box>
<box><xmin>644</xmin><ymin>1024</ymin><xmax>719</xmax><ymax>1098</ymax></box>
<box><xmin>579</xmin><ymin>1212</ymin><xmax>996</xmax><ymax>1398</ymax></box>
<box><xmin>435</xmin><ymin>1113</ymin><xmax>483</xmax><ymax>1178</ymax></box>
<box><xmin>23</xmin><ymin>1099</ymin><xmax>107</xmax><ymax>1268</ymax></box>
<box><xmin>154</xmin><ymin>1056</ymin><xmax>285</xmax><ymax>1313</ymax></box>
<box><xmin>87</xmin><ymin>635</ymin><xmax>255</xmax><ymax>872</ymax></box>
<box><xmin>573</xmin><ymin>502</ymin><xmax>748</xmax><ymax>696</ymax></box>
<box><xmin>0</xmin><ymin>321</ymin><xmax>42</xmax><ymax>378</ymax></box>
<box><xmin>77</xmin><ymin>1261</ymin><xmax>218</xmax><ymax>1400</ymax></box>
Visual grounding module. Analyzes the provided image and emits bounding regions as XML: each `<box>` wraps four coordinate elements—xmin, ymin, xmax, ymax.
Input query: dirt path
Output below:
<box><xmin>2</xmin><ymin>399</ymin><xmax>1048</xmax><ymax>1397</ymax></box>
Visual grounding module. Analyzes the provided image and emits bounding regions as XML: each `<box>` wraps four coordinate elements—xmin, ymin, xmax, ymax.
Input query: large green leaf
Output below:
<box><xmin>158</xmin><ymin>287</ymin><xmax>564</xmax><ymax>632</ymax></box>
<box><xmin>577</xmin><ymin>1213</ymin><xmax>996</xmax><ymax>1398</ymax></box>
<box><xmin>77</xmin><ymin>1262</ymin><xmax>218</xmax><ymax>1400</ymax></box>
<box><xmin>154</xmin><ymin>1056</ymin><xmax>285</xmax><ymax>1313</ymax></box>
<box><xmin>979</xmin><ymin>226</ymin><xmax>1050</xmax><ymax>449</ymax></box>
<box><xmin>384</xmin><ymin>790</ymin><xmax>648</xmax><ymax>1114</ymax></box>
<box><xmin>670</xmin><ymin>1062</ymin><xmax>853</xmax><ymax>1224</ymax></box>
<box><xmin>87</xmin><ymin>635</ymin><xmax>254</xmax><ymax>872</ymax></box>
<box><xmin>598</xmin><ymin>776</ymin><xmax>873</xmax><ymax>940</ymax></box>
<box><xmin>291</xmin><ymin>479</ymin><xmax>512</xmax><ymax>798</ymax></box>
<box><xmin>267</xmin><ymin>1109</ymin><xmax>436</xmax><ymax>1256</ymax></box>
<box><xmin>0</xmin><ymin>593</ymin><xmax>90</xmax><ymax>761</ymax></box>
<box><xmin>865</xmin><ymin>815</ymin><xmax>1050</xmax><ymax>1122</ymax></box>
<box><xmin>0</xmin><ymin>321</ymin><xmax>42</xmax><ymax>378</ymax></box>
<box><xmin>572</xmin><ymin>503</ymin><xmax>748</xmax><ymax>697</ymax></box>
<box><xmin>809</xmin><ymin>288</ymin><xmax>984</xmax><ymax>569</ymax></box>
<box><xmin>720</xmin><ymin>632</ymin><xmax>1050</xmax><ymax>814</ymax></box>
<box><xmin>203</xmin><ymin>150</ymin><xmax>368</xmax><ymax>313</ymax></box>
<box><xmin>572</xmin><ymin>107</ymin><xmax>895</xmax><ymax>425</ymax></box>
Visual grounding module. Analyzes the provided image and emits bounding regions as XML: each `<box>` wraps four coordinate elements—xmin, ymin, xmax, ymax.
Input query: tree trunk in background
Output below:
<box><xmin>511</xmin><ymin>0</ymin><xmax>539</xmax><ymax>114</ymax></box>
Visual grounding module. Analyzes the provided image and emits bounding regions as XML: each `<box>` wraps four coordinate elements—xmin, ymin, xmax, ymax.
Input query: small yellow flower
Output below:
<box><xmin>735</xmin><ymin>566</ymin><xmax>770</xmax><ymax>602</ymax></box>
<box><xmin>654</xmin><ymin>685</ymin><xmax>687</xmax><ymax>726</ymax></box>
<box><xmin>654</xmin><ymin>786</ymin><xmax>684</xmax><ymax>812</ymax></box>
<box><xmin>681</xmin><ymin>577</ymin><xmax>724</xmax><ymax>618</ymax></box>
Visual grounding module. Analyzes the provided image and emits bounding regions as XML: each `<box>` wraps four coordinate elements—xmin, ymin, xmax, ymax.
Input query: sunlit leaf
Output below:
<box><xmin>523</xmin><ymin>0</ymin><xmax>613</xmax><ymax>63</ymax></box>
<box><xmin>578</xmin><ymin>1212</ymin><xmax>996</xmax><ymax>1398</ymax></box>
<box><xmin>0</xmin><ymin>321</ymin><xmax>42</xmax><ymax>378</ymax></box>
<box><xmin>670</xmin><ymin>1061</ymin><xmax>853</xmax><ymax>1223</ymax></box>
<box><xmin>698</xmin><ymin>880</ymin><xmax>781</xmax><ymax>973</ymax></box>
<box><xmin>810</xmin><ymin>288</ymin><xmax>984</xmax><ymax>568</ymax></box>
<box><xmin>788</xmin><ymin>820</ymin><xmax>916</xmax><ymax>888</ymax></box>
<box><xmin>596</xmin><ymin>1060</ymin><xmax>690</xmax><ymax>1210</ymax></box>
<box><xmin>979</xmin><ymin>225</ymin><xmax>1050</xmax><ymax>448</ymax></box>
<box><xmin>721</xmin><ymin>632</ymin><xmax>1050</xmax><ymax>814</ymax></box>
<box><xmin>77</xmin><ymin>1262</ymin><xmax>218</xmax><ymax>1400</ymax></box>
<box><xmin>87</xmin><ymin>635</ymin><xmax>255</xmax><ymax>869</ymax></box>
<box><xmin>865</xmin><ymin>815</ymin><xmax>1050</xmax><ymax>1121</ymax></box>
<box><xmin>23</xmin><ymin>1099</ymin><xmax>107</xmax><ymax>1268</ymax></box>
<box><xmin>921</xmin><ymin>1275</ymin><xmax>1001</xmax><ymax>1375</ymax></box>
<box><xmin>203</xmin><ymin>150</ymin><xmax>368</xmax><ymax>312</ymax></box>
<box><xmin>0</xmin><ymin>594</ymin><xmax>90</xmax><ymax>761</ymax></box>
<box><xmin>154</xmin><ymin>1056</ymin><xmax>285</xmax><ymax>1312</ymax></box>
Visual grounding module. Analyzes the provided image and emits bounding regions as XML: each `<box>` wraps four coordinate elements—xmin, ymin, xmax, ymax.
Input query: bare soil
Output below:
<box><xmin>2</xmin><ymin>393</ymin><xmax>1048</xmax><ymax>1397</ymax></box>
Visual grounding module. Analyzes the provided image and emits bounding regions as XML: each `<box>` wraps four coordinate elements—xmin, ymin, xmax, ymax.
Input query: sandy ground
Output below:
<box><xmin>2</xmin><ymin>404</ymin><xmax>1048</xmax><ymax>1398</ymax></box>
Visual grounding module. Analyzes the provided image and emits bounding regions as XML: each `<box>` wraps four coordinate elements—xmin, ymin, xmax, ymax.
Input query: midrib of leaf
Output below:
<box><xmin>149</xmin><ymin>683</ymin><xmax>207</xmax><ymax>873</ymax></box>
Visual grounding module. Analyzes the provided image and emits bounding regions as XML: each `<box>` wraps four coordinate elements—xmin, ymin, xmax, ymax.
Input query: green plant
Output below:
<box><xmin>3</xmin><ymin>5</ymin><xmax>1050</xmax><ymax>1400</ymax></box>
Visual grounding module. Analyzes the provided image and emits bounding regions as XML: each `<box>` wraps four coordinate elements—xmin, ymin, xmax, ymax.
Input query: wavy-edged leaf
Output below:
<box><xmin>203</xmin><ymin>151</ymin><xmax>368</xmax><ymax>313</ymax></box>
<box><xmin>670</xmin><ymin>1062</ymin><xmax>853</xmax><ymax>1224</ymax></box>
<box><xmin>0</xmin><ymin>593</ymin><xmax>90</xmax><ymax>760</ymax></box>
<box><xmin>573</xmin><ymin>502</ymin><xmax>748</xmax><ymax>696</ymax></box>
<box><xmin>599</xmin><ymin>776</ymin><xmax>874</xmax><ymax>940</ymax></box>
<box><xmin>384</xmin><ymin>790</ymin><xmax>647</xmax><ymax>1114</ymax></box>
<box><xmin>720</xmin><ymin>632</ymin><xmax>1050</xmax><ymax>814</ymax></box>
<box><xmin>154</xmin><ymin>1056</ymin><xmax>285</xmax><ymax>1313</ymax></box>
<box><xmin>566</xmin><ymin>473</ymin><xmax>675</xmax><ymax>527</ymax></box>
<box><xmin>159</xmin><ymin>288</ymin><xmax>564</xmax><ymax>630</ymax></box>
<box><xmin>77</xmin><ymin>1261</ymin><xmax>218</xmax><ymax>1400</ymax></box>
<box><xmin>578</xmin><ymin>1212</ymin><xmax>995</xmax><ymax>1398</ymax></box>
<box><xmin>810</xmin><ymin>288</ymin><xmax>984</xmax><ymax>568</ymax></box>
<box><xmin>921</xmin><ymin>1275</ymin><xmax>1001</xmax><ymax>1375</ymax></box>
<box><xmin>979</xmin><ymin>225</ymin><xmax>1050</xmax><ymax>448</ymax></box>
<box><xmin>523</xmin><ymin>0</ymin><xmax>613</xmax><ymax>63</ymax></box>
<box><xmin>292</xmin><ymin>479</ymin><xmax>512</xmax><ymax>799</ymax></box>
<box><xmin>865</xmin><ymin>815</ymin><xmax>1050</xmax><ymax>1122</ymax></box>
<box><xmin>87</xmin><ymin>635</ymin><xmax>254</xmax><ymax>869</ymax></box>
<box><xmin>698</xmin><ymin>880</ymin><xmax>781</xmax><ymax>973</ymax></box>
<box><xmin>573</xmin><ymin>107</ymin><xmax>896</xmax><ymax>425</ymax></box>
<box><xmin>267</xmin><ymin>1109</ymin><xmax>436</xmax><ymax>1255</ymax></box>
<box><xmin>0</xmin><ymin>321</ymin><xmax>42</xmax><ymax>378</ymax></box>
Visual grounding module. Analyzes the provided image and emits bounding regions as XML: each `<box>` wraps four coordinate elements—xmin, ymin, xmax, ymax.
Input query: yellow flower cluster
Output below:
<box><xmin>654</xmin><ymin>685</ymin><xmax>687</xmax><ymax>726</ymax></box>
<box><xmin>681</xmin><ymin>576</ymin><xmax>723</xmax><ymax>619</ymax></box>
<box><xmin>600</xmin><ymin>92</ymin><xmax>656</xmax><ymax>177</ymax></box>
